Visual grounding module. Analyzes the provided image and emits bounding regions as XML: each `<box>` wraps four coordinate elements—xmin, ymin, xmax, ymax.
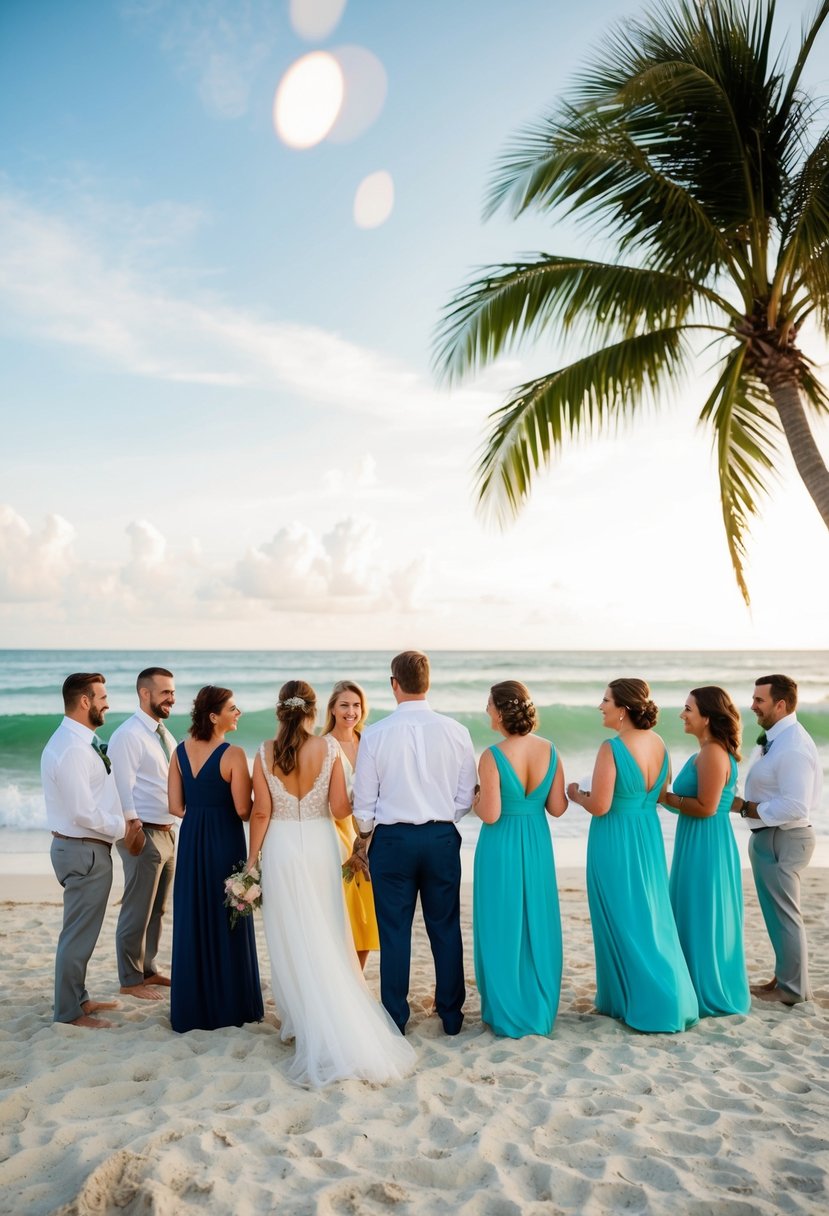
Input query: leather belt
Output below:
<box><xmin>140</xmin><ymin>822</ymin><xmax>174</xmax><ymax>832</ymax></box>
<box><xmin>52</xmin><ymin>831</ymin><xmax>112</xmax><ymax>849</ymax></box>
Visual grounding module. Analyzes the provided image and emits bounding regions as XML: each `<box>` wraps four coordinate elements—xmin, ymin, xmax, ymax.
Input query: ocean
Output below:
<box><xmin>2</xmin><ymin>649</ymin><xmax>827</xmax><ymax>853</ymax></box>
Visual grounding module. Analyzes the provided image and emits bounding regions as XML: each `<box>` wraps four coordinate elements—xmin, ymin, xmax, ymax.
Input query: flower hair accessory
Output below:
<box><xmin>279</xmin><ymin>695</ymin><xmax>308</xmax><ymax>709</ymax></box>
<box><xmin>510</xmin><ymin>698</ymin><xmax>534</xmax><ymax>709</ymax></box>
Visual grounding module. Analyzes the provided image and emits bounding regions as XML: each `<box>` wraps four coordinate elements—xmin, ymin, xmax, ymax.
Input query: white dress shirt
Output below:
<box><xmin>107</xmin><ymin>708</ymin><xmax>176</xmax><ymax>825</ymax></box>
<box><xmin>744</xmin><ymin>713</ymin><xmax>822</xmax><ymax>830</ymax></box>
<box><xmin>352</xmin><ymin>700</ymin><xmax>478</xmax><ymax>831</ymax></box>
<box><xmin>41</xmin><ymin>717</ymin><xmax>125</xmax><ymax>841</ymax></box>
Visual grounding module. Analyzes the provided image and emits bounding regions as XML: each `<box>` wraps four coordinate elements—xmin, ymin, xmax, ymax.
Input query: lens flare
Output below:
<box><xmin>289</xmin><ymin>0</ymin><xmax>347</xmax><ymax>41</ymax></box>
<box><xmin>353</xmin><ymin>171</ymin><xmax>394</xmax><ymax>229</ymax></box>
<box><xmin>327</xmin><ymin>46</ymin><xmax>388</xmax><ymax>144</ymax></box>
<box><xmin>273</xmin><ymin>52</ymin><xmax>344</xmax><ymax>149</ymax></box>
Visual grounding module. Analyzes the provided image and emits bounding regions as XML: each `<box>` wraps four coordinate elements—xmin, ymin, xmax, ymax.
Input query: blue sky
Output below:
<box><xmin>1</xmin><ymin>0</ymin><xmax>828</xmax><ymax>650</ymax></box>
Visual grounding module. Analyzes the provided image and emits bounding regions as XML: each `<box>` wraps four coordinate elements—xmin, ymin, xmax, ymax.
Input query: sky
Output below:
<box><xmin>1</xmin><ymin>0</ymin><xmax>828</xmax><ymax>652</ymax></box>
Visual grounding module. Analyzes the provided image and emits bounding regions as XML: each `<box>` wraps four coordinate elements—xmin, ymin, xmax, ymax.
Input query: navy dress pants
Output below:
<box><xmin>369</xmin><ymin>820</ymin><xmax>465</xmax><ymax>1034</ymax></box>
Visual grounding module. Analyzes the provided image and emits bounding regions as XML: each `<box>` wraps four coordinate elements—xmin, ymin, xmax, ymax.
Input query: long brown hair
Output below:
<box><xmin>272</xmin><ymin>680</ymin><xmax>316</xmax><ymax>774</ymax></box>
<box><xmin>321</xmin><ymin>680</ymin><xmax>368</xmax><ymax>737</ymax></box>
<box><xmin>689</xmin><ymin>686</ymin><xmax>742</xmax><ymax>760</ymax></box>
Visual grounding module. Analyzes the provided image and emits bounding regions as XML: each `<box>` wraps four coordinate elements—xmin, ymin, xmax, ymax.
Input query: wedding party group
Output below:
<box><xmin>40</xmin><ymin>652</ymin><xmax>821</xmax><ymax>1088</ymax></box>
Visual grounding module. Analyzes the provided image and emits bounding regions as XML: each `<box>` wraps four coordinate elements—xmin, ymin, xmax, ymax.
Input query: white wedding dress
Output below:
<box><xmin>259</xmin><ymin>736</ymin><xmax>415</xmax><ymax>1087</ymax></box>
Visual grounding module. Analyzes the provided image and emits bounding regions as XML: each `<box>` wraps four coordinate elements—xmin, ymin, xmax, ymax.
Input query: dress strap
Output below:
<box><xmin>176</xmin><ymin>740</ymin><xmax>192</xmax><ymax>778</ymax></box>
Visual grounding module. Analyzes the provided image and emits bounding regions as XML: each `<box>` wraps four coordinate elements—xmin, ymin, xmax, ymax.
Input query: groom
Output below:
<box><xmin>352</xmin><ymin>651</ymin><xmax>478</xmax><ymax>1035</ymax></box>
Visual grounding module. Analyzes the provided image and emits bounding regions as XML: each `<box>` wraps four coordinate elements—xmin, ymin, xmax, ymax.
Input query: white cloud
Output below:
<box><xmin>322</xmin><ymin>453</ymin><xmax>377</xmax><ymax>496</ymax></box>
<box><xmin>0</xmin><ymin>188</ymin><xmax>499</xmax><ymax>425</ymax></box>
<box><xmin>234</xmin><ymin>515</ymin><xmax>428</xmax><ymax>612</ymax></box>
<box><xmin>0</xmin><ymin>506</ymin><xmax>76</xmax><ymax>601</ymax></box>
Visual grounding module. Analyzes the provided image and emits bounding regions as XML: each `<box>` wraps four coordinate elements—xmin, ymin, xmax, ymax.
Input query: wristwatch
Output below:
<box><xmin>739</xmin><ymin>798</ymin><xmax>752</xmax><ymax>818</ymax></box>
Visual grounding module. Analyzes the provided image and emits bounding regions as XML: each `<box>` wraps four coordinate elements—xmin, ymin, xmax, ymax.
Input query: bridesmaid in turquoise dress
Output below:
<box><xmin>473</xmin><ymin>680</ymin><xmax>567</xmax><ymax>1038</ymax></box>
<box><xmin>661</xmin><ymin>686</ymin><xmax>750</xmax><ymax>1017</ymax></box>
<box><xmin>567</xmin><ymin>678</ymin><xmax>698</xmax><ymax>1033</ymax></box>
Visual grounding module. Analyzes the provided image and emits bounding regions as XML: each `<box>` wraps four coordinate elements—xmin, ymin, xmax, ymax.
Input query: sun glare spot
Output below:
<box><xmin>273</xmin><ymin>52</ymin><xmax>344</xmax><ymax>149</ymax></box>
<box><xmin>353</xmin><ymin>171</ymin><xmax>394</xmax><ymax>229</ymax></box>
<box><xmin>290</xmin><ymin>0</ymin><xmax>347</xmax><ymax>41</ymax></box>
<box><xmin>327</xmin><ymin>46</ymin><xmax>388</xmax><ymax>143</ymax></box>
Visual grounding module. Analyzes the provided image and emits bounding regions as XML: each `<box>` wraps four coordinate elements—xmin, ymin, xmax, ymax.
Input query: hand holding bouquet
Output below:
<box><xmin>342</xmin><ymin>835</ymin><xmax>371</xmax><ymax>885</ymax></box>
<box><xmin>223</xmin><ymin>862</ymin><xmax>263</xmax><ymax>929</ymax></box>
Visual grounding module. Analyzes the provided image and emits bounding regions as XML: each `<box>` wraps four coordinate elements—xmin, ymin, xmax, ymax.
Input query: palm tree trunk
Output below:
<box><xmin>769</xmin><ymin>380</ymin><xmax>829</xmax><ymax>528</ymax></box>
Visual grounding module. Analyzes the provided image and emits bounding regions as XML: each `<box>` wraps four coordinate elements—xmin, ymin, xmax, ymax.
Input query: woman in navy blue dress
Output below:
<box><xmin>168</xmin><ymin>686</ymin><xmax>263</xmax><ymax>1032</ymax></box>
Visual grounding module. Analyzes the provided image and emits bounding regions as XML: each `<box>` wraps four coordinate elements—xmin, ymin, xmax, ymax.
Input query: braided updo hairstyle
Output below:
<box><xmin>272</xmin><ymin>679</ymin><xmax>316</xmax><ymax>774</ymax></box>
<box><xmin>491</xmin><ymin>680</ymin><xmax>538</xmax><ymax>736</ymax></box>
<box><xmin>608</xmin><ymin>678</ymin><xmax>659</xmax><ymax>730</ymax></box>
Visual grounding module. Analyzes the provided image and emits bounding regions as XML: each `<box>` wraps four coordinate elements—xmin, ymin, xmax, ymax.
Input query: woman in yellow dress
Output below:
<box><xmin>322</xmin><ymin>680</ymin><xmax>380</xmax><ymax>969</ymax></box>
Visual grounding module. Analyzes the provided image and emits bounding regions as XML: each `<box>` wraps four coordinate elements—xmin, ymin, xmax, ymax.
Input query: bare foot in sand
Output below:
<box><xmin>750</xmin><ymin>977</ymin><xmax>778</xmax><ymax>994</ymax></box>
<box><xmin>754</xmin><ymin>986</ymin><xmax>800</xmax><ymax>1006</ymax></box>
<box><xmin>120</xmin><ymin>984</ymin><xmax>164</xmax><ymax>1001</ymax></box>
<box><xmin>68</xmin><ymin>1014</ymin><xmax>113</xmax><ymax>1028</ymax></box>
<box><xmin>143</xmin><ymin>973</ymin><xmax>171</xmax><ymax>987</ymax></box>
<box><xmin>82</xmin><ymin>999</ymin><xmax>122</xmax><ymax>1013</ymax></box>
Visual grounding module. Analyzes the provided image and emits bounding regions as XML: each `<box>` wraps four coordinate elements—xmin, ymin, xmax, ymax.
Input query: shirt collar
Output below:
<box><xmin>767</xmin><ymin>712</ymin><xmax>798</xmax><ymax>742</ymax></box>
<box><xmin>136</xmin><ymin>708</ymin><xmax>163</xmax><ymax>732</ymax></box>
<box><xmin>394</xmin><ymin>698</ymin><xmax>431</xmax><ymax>713</ymax></box>
<box><xmin>62</xmin><ymin>715</ymin><xmax>96</xmax><ymax>742</ymax></box>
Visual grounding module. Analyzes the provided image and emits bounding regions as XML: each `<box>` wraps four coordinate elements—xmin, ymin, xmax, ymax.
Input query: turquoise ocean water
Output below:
<box><xmin>2</xmin><ymin>650</ymin><xmax>827</xmax><ymax>849</ymax></box>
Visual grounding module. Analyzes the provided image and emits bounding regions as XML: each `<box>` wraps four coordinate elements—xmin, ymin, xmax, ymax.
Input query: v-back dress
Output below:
<box><xmin>258</xmin><ymin>736</ymin><xmax>415</xmax><ymax>1087</ymax></box>
<box><xmin>473</xmin><ymin>743</ymin><xmax>562</xmax><ymax>1037</ymax></box>
<box><xmin>669</xmin><ymin>753</ymin><xmax>750</xmax><ymax>1017</ymax></box>
<box><xmin>586</xmin><ymin>736</ymin><xmax>698</xmax><ymax>1033</ymax></box>
<box><xmin>170</xmin><ymin>741</ymin><xmax>263</xmax><ymax>1033</ymax></box>
<box><xmin>331</xmin><ymin>742</ymin><xmax>380</xmax><ymax>953</ymax></box>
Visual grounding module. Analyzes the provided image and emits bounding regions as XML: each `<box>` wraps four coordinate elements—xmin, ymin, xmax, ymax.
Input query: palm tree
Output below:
<box><xmin>435</xmin><ymin>0</ymin><xmax>829</xmax><ymax>602</ymax></box>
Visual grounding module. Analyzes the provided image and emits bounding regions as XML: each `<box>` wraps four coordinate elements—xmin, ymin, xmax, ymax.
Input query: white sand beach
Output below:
<box><xmin>1</xmin><ymin>865</ymin><xmax>828</xmax><ymax>1216</ymax></box>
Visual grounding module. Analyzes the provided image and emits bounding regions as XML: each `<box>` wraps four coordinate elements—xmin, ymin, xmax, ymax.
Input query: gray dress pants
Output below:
<box><xmin>115</xmin><ymin>826</ymin><xmax>175</xmax><ymax>987</ymax></box>
<box><xmin>748</xmin><ymin>825</ymin><xmax>815</xmax><ymax>1002</ymax></box>
<box><xmin>50</xmin><ymin>837</ymin><xmax>113</xmax><ymax>1022</ymax></box>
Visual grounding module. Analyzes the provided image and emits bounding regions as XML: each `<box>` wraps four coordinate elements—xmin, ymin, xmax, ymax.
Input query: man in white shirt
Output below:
<box><xmin>353</xmin><ymin>651</ymin><xmax>478</xmax><ymax>1035</ymax></box>
<box><xmin>108</xmin><ymin>667</ymin><xmax>176</xmax><ymax>1001</ymax></box>
<box><xmin>732</xmin><ymin>674</ymin><xmax>821</xmax><ymax>1004</ymax></box>
<box><xmin>41</xmin><ymin>673</ymin><xmax>142</xmax><ymax>1028</ymax></box>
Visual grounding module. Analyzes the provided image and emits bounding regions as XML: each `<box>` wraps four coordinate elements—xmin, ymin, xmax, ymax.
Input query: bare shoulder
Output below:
<box><xmin>530</xmin><ymin>734</ymin><xmax>554</xmax><ymax>756</ymax></box>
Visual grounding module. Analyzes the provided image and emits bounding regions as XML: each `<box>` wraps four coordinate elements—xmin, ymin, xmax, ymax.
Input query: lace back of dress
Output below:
<box><xmin>261</xmin><ymin>738</ymin><xmax>336</xmax><ymax>822</ymax></box>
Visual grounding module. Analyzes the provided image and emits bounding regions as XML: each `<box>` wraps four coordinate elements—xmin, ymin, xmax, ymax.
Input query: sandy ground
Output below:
<box><xmin>1</xmin><ymin>868</ymin><xmax>828</xmax><ymax>1216</ymax></box>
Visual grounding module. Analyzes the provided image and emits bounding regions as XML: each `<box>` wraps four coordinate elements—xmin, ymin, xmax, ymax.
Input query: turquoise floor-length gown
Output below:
<box><xmin>669</xmin><ymin>753</ymin><xmax>750</xmax><ymax>1017</ymax></box>
<box><xmin>586</xmin><ymin>737</ymin><xmax>698</xmax><ymax>1033</ymax></box>
<box><xmin>473</xmin><ymin>743</ymin><xmax>562</xmax><ymax>1037</ymax></box>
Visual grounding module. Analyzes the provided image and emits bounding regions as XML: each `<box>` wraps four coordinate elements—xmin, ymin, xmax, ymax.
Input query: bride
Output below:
<box><xmin>245</xmin><ymin>679</ymin><xmax>415</xmax><ymax>1087</ymax></box>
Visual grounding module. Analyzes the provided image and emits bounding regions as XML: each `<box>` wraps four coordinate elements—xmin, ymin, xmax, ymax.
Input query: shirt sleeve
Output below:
<box><xmin>106</xmin><ymin>730</ymin><xmax>141</xmax><ymax>820</ymax></box>
<box><xmin>55</xmin><ymin>747</ymin><xmax>122</xmax><ymax>835</ymax></box>
<box><xmin>352</xmin><ymin>736</ymin><xmax>379</xmax><ymax>834</ymax></box>
<box><xmin>756</xmin><ymin>749</ymin><xmax>815</xmax><ymax>826</ymax></box>
<box><xmin>453</xmin><ymin>732</ymin><xmax>479</xmax><ymax>820</ymax></box>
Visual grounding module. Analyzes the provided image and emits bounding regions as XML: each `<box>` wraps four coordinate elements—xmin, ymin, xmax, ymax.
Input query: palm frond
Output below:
<box><xmin>484</xmin><ymin>111</ymin><xmax>745</xmax><ymax>284</ymax></box>
<box><xmin>799</xmin><ymin>362</ymin><xmax>829</xmax><ymax>416</ymax></box>
<box><xmin>698</xmin><ymin>344</ymin><xmax>782</xmax><ymax>603</ymax></box>
<box><xmin>778</xmin><ymin>0</ymin><xmax>829</xmax><ymax>121</ymax></box>
<box><xmin>476</xmin><ymin>328</ymin><xmax>688</xmax><ymax>521</ymax></box>
<box><xmin>434</xmin><ymin>256</ymin><xmax>720</xmax><ymax>382</ymax></box>
<box><xmin>778</xmin><ymin>131</ymin><xmax>829</xmax><ymax>331</ymax></box>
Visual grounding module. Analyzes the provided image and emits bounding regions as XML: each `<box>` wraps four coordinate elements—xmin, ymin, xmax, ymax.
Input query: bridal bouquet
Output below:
<box><xmin>223</xmin><ymin>862</ymin><xmax>262</xmax><ymax>929</ymax></box>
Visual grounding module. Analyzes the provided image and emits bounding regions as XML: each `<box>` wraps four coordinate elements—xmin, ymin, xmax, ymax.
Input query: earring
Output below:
<box><xmin>619</xmin><ymin>714</ymin><xmax>624</xmax><ymax>723</ymax></box>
